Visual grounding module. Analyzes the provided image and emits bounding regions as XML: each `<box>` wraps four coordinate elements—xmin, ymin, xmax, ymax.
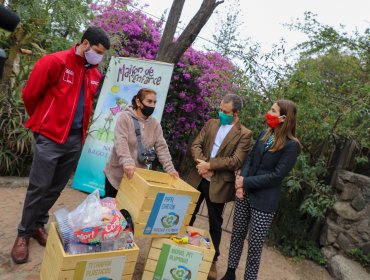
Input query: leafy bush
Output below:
<box><xmin>0</xmin><ymin>95</ymin><xmax>33</xmax><ymax>176</ymax></box>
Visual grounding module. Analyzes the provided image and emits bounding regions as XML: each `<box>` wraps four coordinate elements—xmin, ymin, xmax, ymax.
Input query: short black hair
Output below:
<box><xmin>81</xmin><ymin>26</ymin><xmax>110</xmax><ymax>50</ymax></box>
<box><xmin>222</xmin><ymin>94</ymin><xmax>243</xmax><ymax>112</ymax></box>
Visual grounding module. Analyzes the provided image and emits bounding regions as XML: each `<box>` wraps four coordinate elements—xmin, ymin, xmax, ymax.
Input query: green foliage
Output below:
<box><xmin>279</xmin><ymin>241</ymin><xmax>327</xmax><ymax>265</ymax></box>
<box><xmin>286</xmin><ymin>154</ymin><xmax>337</xmax><ymax>218</ymax></box>
<box><xmin>7</xmin><ymin>0</ymin><xmax>93</xmax><ymax>52</ymax></box>
<box><xmin>208</xmin><ymin>0</ymin><xmax>243</xmax><ymax>58</ymax></box>
<box><xmin>346</xmin><ymin>248</ymin><xmax>370</xmax><ymax>272</ymax></box>
<box><xmin>299</xmin><ymin>183</ymin><xmax>336</xmax><ymax>219</ymax></box>
<box><xmin>269</xmin><ymin>189</ymin><xmax>327</xmax><ymax>265</ymax></box>
<box><xmin>285</xmin><ymin>50</ymin><xmax>369</xmax><ymax>155</ymax></box>
<box><xmin>0</xmin><ymin>95</ymin><xmax>33</xmax><ymax>175</ymax></box>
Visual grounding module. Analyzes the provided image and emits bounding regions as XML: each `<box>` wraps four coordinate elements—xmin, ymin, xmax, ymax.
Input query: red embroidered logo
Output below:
<box><xmin>63</xmin><ymin>68</ymin><xmax>74</xmax><ymax>84</ymax></box>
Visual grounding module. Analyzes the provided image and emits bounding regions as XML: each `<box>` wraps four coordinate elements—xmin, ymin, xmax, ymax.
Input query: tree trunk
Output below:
<box><xmin>156</xmin><ymin>0</ymin><xmax>224</xmax><ymax>64</ymax></box>
<box><xmin>156</xmin><ymin>0</ymin><xmax>185</xmax><ymax>60</ymax></box>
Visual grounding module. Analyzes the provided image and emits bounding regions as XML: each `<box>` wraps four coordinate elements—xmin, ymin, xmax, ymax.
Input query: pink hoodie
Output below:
<box><xmin>104</xmin><ymin>106</ymin><xmax>176</xmax><ymax>189</ymax></box>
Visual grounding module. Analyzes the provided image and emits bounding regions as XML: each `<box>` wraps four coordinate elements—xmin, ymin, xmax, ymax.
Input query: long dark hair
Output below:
<box><xmin>262</xmin><ymin>99</ymin><xmax>300</xmax><ymax>152</ymax></box>
<box><xmin>131</xmin><ymin>88</ymin><xmax>156</xmax><ymax>109</ymax></box>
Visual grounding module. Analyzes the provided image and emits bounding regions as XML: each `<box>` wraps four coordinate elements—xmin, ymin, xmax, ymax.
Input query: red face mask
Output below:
<box><xmin>265</xmin><ymin>112</ymin><xmax>281</xmax><ymax>128</ymax></box>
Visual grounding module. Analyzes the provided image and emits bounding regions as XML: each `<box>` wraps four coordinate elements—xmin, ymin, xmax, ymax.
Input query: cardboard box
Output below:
<box><xmin>40</xmin><ymin>223</ymin><xmax>139</xmax><ymax>280</ymax></box>
<box><xmin>116</xmin><ymin>168</ymin><xmax>200</xmax><ymax>238</ymax></box>
<box><xmin>142</xmin><ymin>226</ymin><xmax>215</xmax><ymax>280</ymax></box>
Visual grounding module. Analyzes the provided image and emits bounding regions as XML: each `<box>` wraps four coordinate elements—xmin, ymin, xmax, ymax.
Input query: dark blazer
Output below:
<box><xmin>241</xmin><ymin>130</ymin><xmax>300</xmax><ymax>212</ymax></box>
<box><xmin>187</xmin><ymin>119</ymin><xmax>252</xmax><ymax>203</ymax></box>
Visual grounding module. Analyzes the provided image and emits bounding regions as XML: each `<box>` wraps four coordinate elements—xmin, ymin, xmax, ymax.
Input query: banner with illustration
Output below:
<box><xmin>72</xmin><ymin>57</ymin><xmax>174</xmax><ymax>195</ymax></box>
<box><xmin>153</xmin><ymin>244</ymin><xmax>203</xmax><ymax>280</ymax></box>
<box><xmin>144</xmin><ymin>193</ymin><xmax>191</xmax><ymax>235</ymax></box>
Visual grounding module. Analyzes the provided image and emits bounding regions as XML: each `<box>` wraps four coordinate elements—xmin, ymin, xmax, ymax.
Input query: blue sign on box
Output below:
<box><xmin>144</xmin><ymin>193</ymin><xmax>191</xmax><ymax>235</ymax></box>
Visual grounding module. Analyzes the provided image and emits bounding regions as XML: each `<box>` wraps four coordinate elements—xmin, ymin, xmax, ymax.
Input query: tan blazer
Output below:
<box><xmin>186</xmin><ymin>119</ymin><xmax>252</xmax><ymax>203</ymax></box>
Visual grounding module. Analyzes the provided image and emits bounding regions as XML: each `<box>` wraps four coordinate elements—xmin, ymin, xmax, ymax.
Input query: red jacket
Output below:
<box><xmin>22</xmin><ymin>45</ymin><xmax>101</xmax><ymax>144</ymax></box>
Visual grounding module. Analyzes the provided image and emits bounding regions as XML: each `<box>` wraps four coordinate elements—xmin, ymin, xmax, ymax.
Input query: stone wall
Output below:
<box><xmin>320</xmin><ymin>170</ymin><xmax>370</xmax><ymax>279</ymax></box>
<box><xmin>320</xmin><ymin>170</ymin><xmax>370</xmax><ymax>253</ymax></box>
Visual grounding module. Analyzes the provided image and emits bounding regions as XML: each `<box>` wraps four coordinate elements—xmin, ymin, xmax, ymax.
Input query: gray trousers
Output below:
<box><xmin>18</xmin><ymin>132</ymin><xmax>82</xmax><ymax>236</ymax></box>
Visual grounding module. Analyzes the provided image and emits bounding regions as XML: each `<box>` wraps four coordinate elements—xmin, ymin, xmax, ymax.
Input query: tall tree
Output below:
<box><xmin>156</xmin><ymin>0</ymin><xmax>224</xmax><ymax>64</ymax></box>
<box><xmin>207</xmin><ymin>0</ymin><xmax>242</xmax><ymax>57</ymax></box>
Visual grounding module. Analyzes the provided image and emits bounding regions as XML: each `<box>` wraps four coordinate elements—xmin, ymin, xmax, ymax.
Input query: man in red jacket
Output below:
<box><xmin>11</xmin><ymin>26</ymin><xmax>110</xmax><ymax>264</ymax></box>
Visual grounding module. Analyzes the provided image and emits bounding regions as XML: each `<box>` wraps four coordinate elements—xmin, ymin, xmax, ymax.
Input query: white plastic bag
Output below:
<box><xmin>68</xmin><ymin>189</ymin><xmax>110</xmax><ymax>231</ymax></box>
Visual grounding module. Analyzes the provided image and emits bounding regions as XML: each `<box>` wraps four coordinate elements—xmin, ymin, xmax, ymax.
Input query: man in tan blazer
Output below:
<box><xmin>187</xmin><ymin>94</ymin><xmax>252</xmax><ymax>279</ymax></box>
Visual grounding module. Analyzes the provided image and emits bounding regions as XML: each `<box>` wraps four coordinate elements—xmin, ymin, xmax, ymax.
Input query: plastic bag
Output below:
<box><xmin>68</xmin><ymin>189</ymin><xmax>111</xmax><ymax>231</ymax></box>
<box><xmin>54</xmin><ymin>192</ymin><xmax>135</xmax><ymax>254</ymax></box>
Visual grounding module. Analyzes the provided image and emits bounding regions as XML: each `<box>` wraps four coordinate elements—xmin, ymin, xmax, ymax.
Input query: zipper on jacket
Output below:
<box><xmin>40</xmin><ymin>97</ymin><xmax>55</xmax><ymax>129</ymax></box>
<box><xmin>61</xmin><ymin>66</ymin><xmax>85</xmax><ymax>143</ymax></box>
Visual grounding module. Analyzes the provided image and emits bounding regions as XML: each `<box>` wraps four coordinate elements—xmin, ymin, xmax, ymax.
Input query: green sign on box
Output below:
<box><xmin>153</xmin><ymin>244</ymin><xmax>203</xmax><ymax>280</ymax></box>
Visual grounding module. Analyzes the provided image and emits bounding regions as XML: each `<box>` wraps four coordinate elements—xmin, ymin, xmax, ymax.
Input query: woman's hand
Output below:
<box><xmin>236</xmin><ymin>187</ymin><xmax>245</xmax><ymax>200</ymax></box>
<box><xmin>169</xmin><ymin>170</ymin><xmax>179</xmax><ymax>178</ymax></box>
<box><xmin>124</xmin><ymin>165</ymin><xmax>136</xmax><ymax>180</ymax></box>
<box><xmin>235</xmin><ymin>175</ymin><xmax>245</xmax><ymax>199</ymax></box>
<box><xmin>235</xmin><ymin>175</ymin><xmax>244</xmax><ymax>189</ymax></box>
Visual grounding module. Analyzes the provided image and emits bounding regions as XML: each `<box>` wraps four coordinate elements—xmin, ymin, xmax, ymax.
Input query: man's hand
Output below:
<box><xmin>196</xmin><ymin>159</ymin><xmax>210</xmax><ymax>175</ymax></box>
<box><xmin>124</xmin><ymin>165</ymin><xmax>136</xmax><ymax>180</ymax></box>
<box><xmin>202</xmin><ymin>170</ymin><xmax>213</xmax><ymax>178</ymax></box>
<box><xmin>202</xmin><ymin>170</ymin><xmax>214</xmax><ymax>179</ymax></box>
<box><xmin>169</xmin><ymin>170</ymin><xmax>179</xmax><ymax>178</ymax></box>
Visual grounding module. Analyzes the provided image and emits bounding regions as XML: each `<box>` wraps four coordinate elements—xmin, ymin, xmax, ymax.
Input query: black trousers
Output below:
<box><xmin>189</xmin><ymin>179</ymin><xmax>224</xmax><ymax>261</ymax></box>
<box><xmin>104</xmin><ymin>177</ymin><xmax>118</xmax><ymax>198</ymax></box>
<box><xmin>18</xmin><ymin>132</ymin><xmax>82</xmax><ymax>236</ymax></box>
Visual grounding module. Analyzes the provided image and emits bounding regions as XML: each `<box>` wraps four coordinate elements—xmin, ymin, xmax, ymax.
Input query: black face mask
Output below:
<box><xmin>140</xmin><ymin>103</ymin><xmax>155</xmax><ymax>117</ymax></box>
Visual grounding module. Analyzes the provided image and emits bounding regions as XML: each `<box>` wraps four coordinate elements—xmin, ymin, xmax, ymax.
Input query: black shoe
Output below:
<box><xmin>220</xmin><ymin>267</ymin><xmax>236</xmax><ymax>280</ymax></box>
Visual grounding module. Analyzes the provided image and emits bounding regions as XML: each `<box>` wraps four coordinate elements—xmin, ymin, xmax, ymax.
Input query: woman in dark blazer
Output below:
<box><xmin>221</xmin><ymin>100</ymin><xmax>300</xmax><ymax>280</ymax></box>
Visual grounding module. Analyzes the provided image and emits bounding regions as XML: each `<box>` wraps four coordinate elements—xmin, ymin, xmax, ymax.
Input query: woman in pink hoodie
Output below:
<box><xmin>104</xmin><ymin>88</ymin><xmax>179</xmax><ymax>197</ymax></box>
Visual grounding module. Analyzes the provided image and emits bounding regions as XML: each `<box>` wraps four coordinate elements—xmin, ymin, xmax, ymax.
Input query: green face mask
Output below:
<box><xmin>218</xmin><ymin>111</ymin><xmax>234</xmax><ymax>125</ymax></box>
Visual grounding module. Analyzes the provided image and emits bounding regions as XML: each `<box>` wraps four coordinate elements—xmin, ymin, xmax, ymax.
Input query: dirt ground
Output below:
<box><xmin>0</xmin><ymin>182</ymin><xmax>333</xmax><ymax>280</ymax></box>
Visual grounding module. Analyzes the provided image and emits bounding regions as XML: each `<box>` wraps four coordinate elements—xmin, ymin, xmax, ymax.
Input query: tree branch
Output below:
<box><xmin>156</xmin><ymin>0</ymin><xmax>224</xmax><ymax>64</ymax></box>
<box><xmin>173</xmin><ymin>0</ymin><xmax>223</xmax><ymax>62</ymax></box>
<box><xmin>156</xmin><ymin>0</ymin><xmax>185</xmax><ymax>59</ymax></box>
